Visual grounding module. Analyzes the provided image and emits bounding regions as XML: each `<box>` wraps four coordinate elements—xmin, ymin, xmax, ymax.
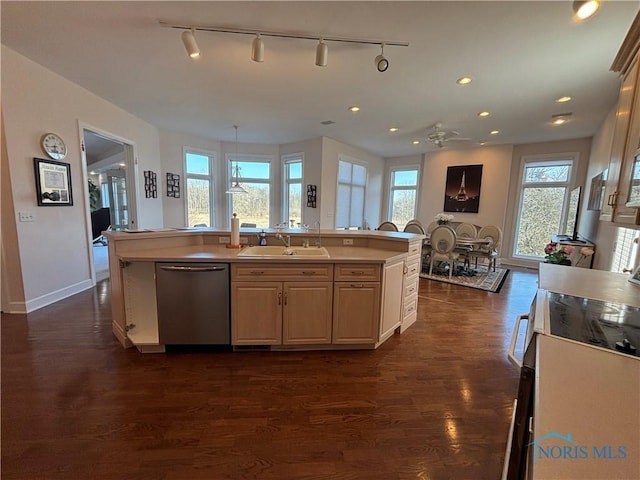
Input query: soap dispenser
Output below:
<box><xmin>258</xmin><ymin>230</ymin><xmax>267</xmax><ymax>246</ymax></box>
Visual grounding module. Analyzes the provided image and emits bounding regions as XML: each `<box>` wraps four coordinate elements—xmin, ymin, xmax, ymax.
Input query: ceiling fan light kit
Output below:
<box><xmin>160</xmin><ymin>21</ymin><xmax>408</xmax><ymax>70</ymax></box>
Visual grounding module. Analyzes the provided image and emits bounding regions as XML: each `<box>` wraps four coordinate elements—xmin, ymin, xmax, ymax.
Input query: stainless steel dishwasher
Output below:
<box><xmin>155</xmin><ymin>263</ymin><xmax>230</xmax><ymax>345</ymax></box>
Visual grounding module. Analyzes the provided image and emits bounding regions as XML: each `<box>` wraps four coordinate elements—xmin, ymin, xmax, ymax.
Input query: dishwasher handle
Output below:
<box><xmin>508</xmin><ymin>314</ymin><xmax>529</xmax><ymax>369</ymax></box>
<box><xmin>159</xmin><ymin>265</ymin><xmax>226</xmax><ymax>272</ymax></box>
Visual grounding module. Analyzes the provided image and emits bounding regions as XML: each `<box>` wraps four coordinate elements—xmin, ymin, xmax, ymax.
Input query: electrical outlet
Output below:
<box><xmin>343</xmin><ymin>238</ymin><xmax>354</xmax><ymax>246</ymax></box>
<box><xmin>19</xmin><ymin>211</ymin><xmax>35</xmax><ymax>222</ymax></box>
<box><xmin>218</xmin><ymin>236</ymin><xmax>230</xmax><ymax>244</ymax></box>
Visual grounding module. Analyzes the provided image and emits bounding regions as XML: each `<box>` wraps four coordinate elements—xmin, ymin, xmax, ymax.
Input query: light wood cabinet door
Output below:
<box><xmin>602</xmin><ymin>56</ymin><xmax>639</xmax><ymax>222</ymax></box>
<box><xmin>332</xmin><ymin>282</ymin><xmax>380</xmax><ymax>344</ymax></box>
<box><xmin>282</xmin><ymin>282</ymin><xmax>333</xmax><ymax>344</ymax></box>
<box><xmin>232</xmin><ymin>282</ymin><xmax>282</xmax><ymax>345</ymax></box>
<box><xmin>379</xmin><ymin>261</ymin><xmax>404</xmax><ymax>340</ymax></box>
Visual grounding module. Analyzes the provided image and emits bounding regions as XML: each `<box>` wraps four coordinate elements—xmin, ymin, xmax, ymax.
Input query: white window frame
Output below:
<box><xmin>335</xmin><ymin>155</ymin><xmax>368</xmax><ymax>229</ymax></box>
<box><xmin>227</xmin><ymin>153</ymin><xmax>274</xmax><ymax>227</ymax></box>
<box><xmin>282</xmin><ymin>153</ymin><xmax>304</xmax><ymax>228</ymax></box>
<box><xmin>184</xmin><ymin>147</ymin><xmax>216</xmax><ymax>227</ymax></box>
<box><xmin>512</xmin><ymin>153</ymin><xmax>577</xmax><ymax>260</ymax></box>
<box><xmin>387</xmin><ymin>165</ymin><xmax>420</xmax><ymax>227</ymax></box>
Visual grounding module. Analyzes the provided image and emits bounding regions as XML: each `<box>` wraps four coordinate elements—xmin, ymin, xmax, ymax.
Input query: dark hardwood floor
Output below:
<box><xmin>2</xmin><ymin>267</ymin><xmax>539</xmax><ymax>480</ymax></box>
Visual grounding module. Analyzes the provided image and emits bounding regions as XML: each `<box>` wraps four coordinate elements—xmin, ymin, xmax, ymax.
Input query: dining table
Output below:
<box><xmin>423</xmin><ymin>234</ymin><xmax>492</xmax><ymax>276</ymax></box>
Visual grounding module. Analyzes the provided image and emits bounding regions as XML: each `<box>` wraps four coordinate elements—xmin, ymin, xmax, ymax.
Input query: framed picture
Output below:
<box><xmin>443</xmin><ymin>164</ymin><xmax>482</xmax><ymax>213</ymax></box>
<box><xmin>33</xmin><ymin>157</ymin><xmax>73</xmax><ymax>206</ymax></box>
<box><xmin>166</xmin><ymin>172</ymin><xmax>181</xmax><ymax>198</ymax></box>
<box><xmin>587</xmin><ymin>170</ymin><xmax>606</xmax><ymax>210</ymax></box>
<box><xmin>629</xmin><ymin>265</ymin><xmax>640</xmax><ymax>287</ymax></box>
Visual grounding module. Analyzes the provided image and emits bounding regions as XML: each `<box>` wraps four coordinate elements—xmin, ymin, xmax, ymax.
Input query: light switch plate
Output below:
<box><xmin>343</xmin><ymin>238</ymin><xmax>354</xmax><ymax>246</ymax></box>
<box><xmin>218</xmin><ymin>236</ymin><xmax>230</xmax><ymax>244</ymax></box>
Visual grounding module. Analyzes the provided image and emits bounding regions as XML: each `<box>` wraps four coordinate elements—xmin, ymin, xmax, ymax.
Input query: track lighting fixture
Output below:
<box><xmin>181</xmin><ymin>29</ymin><xmax>200</xmax><ymax>58</ymax></box>
<box><xmin>572</xmin><ymin>0</ymin><xmax>600</xmax><ymax>20</ymax></box>
<box><xmin>374</xmin><ymin>44</ymin><xmax>389</xmax><ymax>72</ymax></box>
<box><xmin>160</xmin><ymin>21</ymin><xmax>408</xmax><ymax>67</ymax></box>
<box><xmin>315</xmin><ymin>39</ymin><xmax>328</xmax><ymax>67</ymax></box>
<box><xmin>251</xmin><ymin>34</ymin><xmax>264</xmax><ymax>62</ymax></box>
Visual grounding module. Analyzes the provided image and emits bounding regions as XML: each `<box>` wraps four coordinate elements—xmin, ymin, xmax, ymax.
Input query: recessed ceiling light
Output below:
<box><xmin>556</xmin><ymin>96</ymin><xmax>572</xmax><ymax>103</ymax></box>
<box><xmin>479</xmin><ymin>142</ymin><xmax>486</xmax><ymax>146</ymax></box>
<box><xmin>490</xmin><ymin>130</ymin><xmax>500</xmax><ymax>135</ymax></box>
<box><xmin>412</xmin><ymin>140</ymin><xmax>420</xmax><ymax>145</ymax></box>
<box><xmin>552</xmin><ymin>118</ymin><xmax>568</xmax><ymax>125</ymax></box>
<box><xmin>119</xmin><ymin>163</ymin><xmax>126</xmax><ymax>167</ymax></box>
<box><xmin>573</xmin><ymin>0</ymin><xmax>600</xmax><ymax>20</ymax></box>
<box><xmin>478</xmin><ymin>111</ymin><xmax>490</xmax><ymax>117</ymax></box>
<box><xmin>456</xmin><ymin>76</ymin><xmax>472</xmax><ymax>85</ymax></box>
<box><xmin>389</xmin><ymin>127</ymin><xmax>399</xmax><ymax>132</ymax></box>
<box><xmin>90</xmin><ymin>171</ymin><xmax>96</xmax><ymax>175</ymax></box>
<box><xmin>348</xmin><ymin>106</ymin><xmax>360</xmax><ymax>112</ymax></box>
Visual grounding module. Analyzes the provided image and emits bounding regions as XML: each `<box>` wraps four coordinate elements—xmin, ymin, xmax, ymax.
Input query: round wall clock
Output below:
<box><xmin>41</xmin><ymin>132</ymin><xmax>67</xmax><ymax>160</ymax></box>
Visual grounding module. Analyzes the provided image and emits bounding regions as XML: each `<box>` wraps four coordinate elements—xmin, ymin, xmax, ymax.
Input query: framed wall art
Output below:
<box><xmin>307</xmin><ymin>184</ymin><xmax>317</xmax><ymax>208</ymax></box>
<box><xmin>33</xmin><ymin>157</ymin><xmax>73</xmax><ymax>206</ymax></box>
<box><xmin>443</xmin><ymin>164</ymin><xmax>482</xmax><ymax>213</ymax></box>
<box><xmin>166</xmin><ymin>172</ymin><xmax>180</xmax><ymax>198</ymax></box>
<box><xmin>144</xmin><ymin>170</ymin><xmax>158</xmax><ymax>198</ymax></box>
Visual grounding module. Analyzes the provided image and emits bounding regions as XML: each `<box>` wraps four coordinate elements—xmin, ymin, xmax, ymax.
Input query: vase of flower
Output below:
<box><xmin>435</xmin><ymin>213</ymin><xmax>454</xmax><ymax>225</ymax></box>
<box><xmin>543</xmin><ymin>241</ymin><xmax>573</xmax><ymax>265</ymax></box>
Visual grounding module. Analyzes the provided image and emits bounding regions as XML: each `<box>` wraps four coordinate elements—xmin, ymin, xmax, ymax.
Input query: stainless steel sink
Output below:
<box><xmin>237</xmin><ymin>245</ymin><xmax>330</xmax><ymax>258</ymax></box>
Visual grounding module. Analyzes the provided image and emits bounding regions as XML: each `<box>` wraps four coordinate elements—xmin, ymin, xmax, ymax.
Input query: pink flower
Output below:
<box><xmin>580</xmin><ymin>247</ymin><xmax>594</xmax><ymax>256</ymax></box>
<box><xmin>564</xmin><ymin>245</ymin><xmax>575</xmax><ymax>255</ymax></box>
<box><xmin>544</xmin><ymin>242</ymin><xmax>557</xmax><ymax>254</ymax></box>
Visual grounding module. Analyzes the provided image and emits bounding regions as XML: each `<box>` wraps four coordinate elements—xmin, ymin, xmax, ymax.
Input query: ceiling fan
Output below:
<box><xmin>424</xmin><ymin>122</ymin><xmax>471</xmax><ymax>148</ymax></box>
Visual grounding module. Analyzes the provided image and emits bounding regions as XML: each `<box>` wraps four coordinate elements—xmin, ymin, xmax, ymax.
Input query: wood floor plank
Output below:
<box><xmin>1</xmin><ymin>268</ymin><xmax>539</xmax><ymax>479</ymax></box>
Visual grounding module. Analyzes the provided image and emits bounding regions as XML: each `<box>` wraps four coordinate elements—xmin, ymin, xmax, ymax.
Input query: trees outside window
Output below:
<box><xmin>283</xmin><ymin>155</ymin><xmax>303</xmax><ymax>227</ymax></box>
<box><xmin>514</xmin><ymin>157</ymin><xmax>574</xmax><ymax>258</ymax></box>
<box><xmin>185</xmin><ymin>151</ymin><xmax>214</xmax><ymax>227</ymax></box>
<box><xmin>229</xmin><ymin>157</ymin><xmax>272</xmax><ymax>228</ymax></box>
<box><xmin>388</xmin><ymin>167</ymin><xmax>419</xmax><ymax>229</ymax></box>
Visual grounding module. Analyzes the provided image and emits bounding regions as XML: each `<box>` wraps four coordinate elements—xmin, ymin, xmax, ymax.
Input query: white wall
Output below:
<box><xmin>418</xmin><ymin>145</ymin><xmax>514</xmax><ymax>230</ymax></box>
<box><xmin>2</xmin><ymin>46</ymin><xmax>162</xmax><ymax>312</ymax></box>
<box><xmin>320</xmin><ymin>137</ymin><xmax>384</xmax><ymax>229</ymax></box>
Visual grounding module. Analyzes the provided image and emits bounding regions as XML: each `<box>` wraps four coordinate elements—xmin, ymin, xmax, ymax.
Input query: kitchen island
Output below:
<box><xmin>104</xmin><ymin>228</ymin><xmax>424</xmax><ymax>353</ymax></box>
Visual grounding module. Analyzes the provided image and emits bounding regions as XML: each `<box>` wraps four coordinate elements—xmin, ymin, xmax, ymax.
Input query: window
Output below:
<box><xmin>388</xmin><ymin>167</ymin><xmax>419</xmax><ymax>229</ymax></box>
<box><xmin>185</xmin><ymin>151</ymin><xmax>214</xmax><ymax>227</ymax></box>
<box><xmin>283</xmin><ymin>154</ymin><xmax>303</xmax><ymax>228</ymax></box>
<box><xmin>611</xmin><ymin>227</ymin><xmax>640</xmax><ymax>273</ymax></box>
<box><xmin>336</xmin><ymin>157</ymin><xmax>367</xmax><ymax>229</ymax></box>
<box><xmin>513</xmin><ymin>156</ymin><xmax>574</xmax><ymax>258</ymax></box>
<box><xmin>229</xmin><ymin>155</ymin><xmax>272</xmax><ymax>228</ymax></box>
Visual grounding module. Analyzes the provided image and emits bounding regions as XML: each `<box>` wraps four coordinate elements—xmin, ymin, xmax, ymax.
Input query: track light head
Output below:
<box><xmin>315</xmin><ymin>39</ymin><xmax>328</xmax><ymax>67</ymax></box>
<box><xmin>181</xmin><ymin>29</ymin><xmax>200</xmax><ymax>58</ymax></box>
<box><xmin>374</xmin><ymin>44</ymin><xmax>388</xmax><ymax>72</ymax></box>
<box><xmin>251</xmin><ymin>34</ymin><xmax>264</xmax><ymax>62</ymax></box>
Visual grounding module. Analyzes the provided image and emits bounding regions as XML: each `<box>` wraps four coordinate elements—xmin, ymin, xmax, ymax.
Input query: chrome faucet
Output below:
<box><xmin>314</xmin><ymin>221</ymin><xmax>322</xmax><ymax>247</ymax></box>
<box><xmin>275</xmin><ymin>233</ymin><xmax>291</xmax><ymax>248</ymax></box>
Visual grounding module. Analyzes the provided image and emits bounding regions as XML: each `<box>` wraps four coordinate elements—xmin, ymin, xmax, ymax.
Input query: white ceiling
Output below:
<box><xmin>2</xmin><ymin>1</ymin><xmax>638</xmax><ymax>157</ymax></box>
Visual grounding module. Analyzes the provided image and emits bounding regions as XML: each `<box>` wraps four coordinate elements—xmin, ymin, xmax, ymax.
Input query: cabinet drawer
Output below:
<box><xmin>407</xmin><ymin>241</ymin><xmax>422</xmax><ymax>257</ymax></box>
<box><xmin>404</xmin><ymin>277</ymin><xmax>419</xmax><ymax>298</ymax></box>
<box><xmin>334</xmin><ymin>264</ymin><xmax>381</xmax><ymax>281</ymax></box>
<box><xmin>232</xmin><ymin>264</ymin><xmax>333</xmax><ymax>281</ymax></box>
<box><xmin>405</xmin><ymin>260</ymin><xmax>420</xmax><ymax>277</ymax></box>
<box><xmin>403</xmin><ymin>293</ymin><xmax>418</xmax><ymax>318</ymax></box>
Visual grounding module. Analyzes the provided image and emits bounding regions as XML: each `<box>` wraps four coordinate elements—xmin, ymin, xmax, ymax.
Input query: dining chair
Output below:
<box><xmin>454</xmin><ymin>222</ymin><xmax>478</xmax><ymax>269</ymax></box>
<box><xmin>428</xmin><ymin>225</ymin><xmax>460</xmax><ymax>279</ymax></box>
<box><xmin>405</xmin><ymin>219</ymin><xmax>423</xmax><ymax>229</ymax></box>
<box><xmin>377</xmin><ymin>221</ymin><xmax>399</xmax><ymax>231</ymax></box>
<box><xmin>403</xmin><ymin>223</ymin><xmax>425</xmax><ymax>234</ymax></box>
<box><xmin>469</xmin><ymin>225</ymin><xmax>502</xmax><ymax>272</ymax></box>
<box><xmin>426</xmin><ymin>221</ymin><xmax>439</xmax><ymax>234</ymax></box>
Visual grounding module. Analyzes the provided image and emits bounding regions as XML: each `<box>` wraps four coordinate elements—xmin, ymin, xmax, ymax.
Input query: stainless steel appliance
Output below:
<box><xmin>155</xmin><ymin>263</ymin><xmax>230</xmax><ymax>345</ymax></box>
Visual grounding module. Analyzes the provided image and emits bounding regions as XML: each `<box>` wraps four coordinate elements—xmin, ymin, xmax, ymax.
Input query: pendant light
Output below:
<box><xmin>226</xmin><ymin>125</ymin><xmax>248</xmax><ymax>194</ymax></box>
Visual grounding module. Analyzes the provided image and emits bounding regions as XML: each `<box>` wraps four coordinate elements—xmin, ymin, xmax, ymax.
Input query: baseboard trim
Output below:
<box><xmin>23</xmin><ymin>279</ymin><xmax>94</xmax><ymax>313</ymax></box>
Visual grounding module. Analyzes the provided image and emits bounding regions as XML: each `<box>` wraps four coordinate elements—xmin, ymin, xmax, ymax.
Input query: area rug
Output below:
<box><xmin>419</xmin><ymin>265</ymin><xmax>510</xmax><ymax>293</ymax></box>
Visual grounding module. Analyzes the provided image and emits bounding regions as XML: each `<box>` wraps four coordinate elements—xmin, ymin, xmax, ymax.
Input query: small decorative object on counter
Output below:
<box><xmin>435</xmin><ymin>213</ymin><xmax>454</xmax><ymax>225</ymax></box>
<box><xmin>544</xmin><ymin>241</ymin><xmax>573</xmax><ymax>265</ymax></box>
<box><xmin>258</xmin><ymin>230</ymin><xmax>267</xmax><ymax>246</ymax></box>
<box><xmin>574</xmin><ymin>246</ymin><xmax>595</xmax><ymax>267</ymax></box>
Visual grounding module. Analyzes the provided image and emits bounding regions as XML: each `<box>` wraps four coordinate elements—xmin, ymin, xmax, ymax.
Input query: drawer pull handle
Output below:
<box><xmin>351</xmin><ymin>284</ymin><xmax>364</xmax><ymax>288</ymax></box>
<box><xmin>302</xmin><ymin>271</ymin><xmax>317</xmax><ymax>275</ymax></box>
<box><xmin>350</xmin><ymin>271</ymin><xmax>365</xmax><ymax>275</ymax></box>
<box><xmin>250</xmin><ymin>271</ymin><xmax>265</xmax><ymax>275</ymax></box>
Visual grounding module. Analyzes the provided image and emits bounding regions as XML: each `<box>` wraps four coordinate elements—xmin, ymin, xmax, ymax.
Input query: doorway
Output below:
<box><xmin>81</xmin><ymin>127</ymin><xmax>137</xmax><ymax>283</ymax></box>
